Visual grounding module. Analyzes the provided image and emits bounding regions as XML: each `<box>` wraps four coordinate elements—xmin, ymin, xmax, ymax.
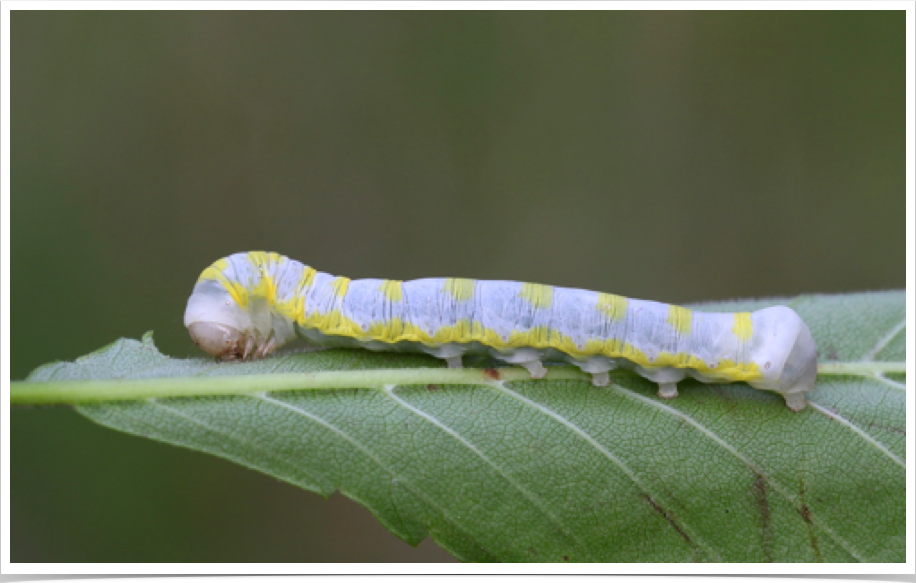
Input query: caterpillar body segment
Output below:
<box><xmin>184</xmin><ymin>252</ymin><xmax>818</xmax><ymax>410</ymax></box>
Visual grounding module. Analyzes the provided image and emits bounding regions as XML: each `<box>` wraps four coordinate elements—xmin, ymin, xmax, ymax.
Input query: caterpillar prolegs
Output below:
<box><xmin>184</xmin><ymin>252</ymin><xmax>819</xmax><ymax>410</ymax></box>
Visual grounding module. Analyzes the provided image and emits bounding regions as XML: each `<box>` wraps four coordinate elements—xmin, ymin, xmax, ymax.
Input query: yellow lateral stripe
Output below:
<box><xmin>519</xmin><ymin>325</ymin><xmax>550</xmax><ymax>347</ymax></box>
<box><xmin>444</xmin><ymin>278</ymin><xmax>476</xmax><ymax>301</ymax></box>
<box><xmin>519</xmin><ymin>283</ymin><xmax>554</xmax><ymax>309</ymax></box>
<box><xmin>237</xmin><ymin>258</ymin><xmax>761</xmax><ymax>382</ymax></box>
<box><xmin>732</xmin><ymin>312</ymin><xmax>753</xmax><ymax>341</ymax></box>
<box><xmin>596</xmin><ymin>293</ymin><xmax>627</xmax><ymax>320</ymax></box>
<box><xmin>297</xmin><ymin>307</ymin><xmax>763</xmax><ymax>382</ymax></box>
<box><xmin>201</xmin><ymin>253</ymin><xmax>762</xmax><ymax>382</ymax></box>
<box><xmin>667</xmin><ymin>305</ymin><xmax>693</xmax><ymax>335</ymax></box>
<box><xmin>379</xmin><ymin>280</ymin><xmax>404</xmax><ymax>302</ymax></box>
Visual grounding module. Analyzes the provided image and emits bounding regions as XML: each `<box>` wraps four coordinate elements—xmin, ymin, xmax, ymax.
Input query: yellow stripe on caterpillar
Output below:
<box><xmin>378</xmin><ymin>280</ymin><xmax>404</xmax><ymax>302</ymax></box>
<box><xmin>519</xmin><ymin>283</ymin><xmax>554</xmax><ymax>309</ymax></box>
<box><xmin>184</xmin><ymin>252</ymin><xmax>817</xmax><ymax>411</ymax></box>
<box><xmin>444</xmin><ymin>278</ymin><xmax>476</xmax><ymax>302</ymax></box>
<box><xmin>732</xmin><ymin>312</ymin><xmax>754</xmax><ymax>341</ymax></box>
<box><xmin>667</xmin><ymin>305</ymin><xmax>693</xmax><ymax>335</ymax></box>
<box><xmin>596</xmin><ymin>293</ymin><xmax>627</xmax><ymax>321</ymax></box>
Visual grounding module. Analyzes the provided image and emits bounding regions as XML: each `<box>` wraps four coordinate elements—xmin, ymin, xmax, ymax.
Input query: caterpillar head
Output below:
<box><xmin>184</xmin><ymin>279</ymin><xmax>288</xmax><ymax>360</ymax></box>
<box><xmin>188</xmin><ymin>321</ymin><xmax>247</xmax><ymax>360</ymax></box>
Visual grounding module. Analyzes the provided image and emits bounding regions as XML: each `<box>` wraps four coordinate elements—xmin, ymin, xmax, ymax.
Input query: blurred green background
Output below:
<box><xmin>11</xmin><ymin>10</ymin><xmax>903</xmax><ymax>562</ymax></box>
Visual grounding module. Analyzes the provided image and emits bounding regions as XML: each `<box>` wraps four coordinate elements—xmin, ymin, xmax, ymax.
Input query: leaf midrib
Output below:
<box><xmin>11</xmin><ymin>361</ymin><xmax>906</xmax><ymax>406</ymax></box>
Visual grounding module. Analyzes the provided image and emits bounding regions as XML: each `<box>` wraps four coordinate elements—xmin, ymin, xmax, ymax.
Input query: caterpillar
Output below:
<box><xmin>184</xmin><ymin>251</ymin><xmax>818</xmax><ymax>410</ymax></box>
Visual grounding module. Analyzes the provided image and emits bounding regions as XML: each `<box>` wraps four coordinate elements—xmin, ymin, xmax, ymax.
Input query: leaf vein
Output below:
<box><xmin>383</xmin><ymin>384</ymin><xmax>595</xmax><ymax>561</ymax></box>
<box><xmin>252</xmin><ymin>392</ymin><xmax>488</xmax><ymax>552</ymax></box>
<box><xmin>144</xmin><ymin>399</ymin><xmax>324</xmax><ymax>489</ymax></box>
<box><xmin>807</xmin><ymin>401</ymin><xmax>905</xmax><ymax>470</ymax></box>
<box><xmin>863</xmin><ymin>318</ymin><xmax>906</xmax><ymax>361</ymax></box>
<box><xmin>606</xmin><ymin>384</ymin><xmax>866</xmax><ymax>562</ymax></box>
<box><xmin>486</xmin><ymin>380</ymin><xmax>722</xmax><ymax>562</ymax></box>
<box><xmin>874</xmin><ymin>373</ymin><xmax>905</xmax><ymax>391</ymax></box>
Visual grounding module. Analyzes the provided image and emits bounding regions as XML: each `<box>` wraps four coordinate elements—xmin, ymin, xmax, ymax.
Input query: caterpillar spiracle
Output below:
<box><xmin>184</xmin><ymin>252</ymin><xmax>819</xmax><ymax>411</ymax></box>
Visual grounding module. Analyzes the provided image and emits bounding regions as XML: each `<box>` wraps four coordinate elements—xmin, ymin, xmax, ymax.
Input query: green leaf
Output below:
<box><xmin>13</xmin><ymin>291</ymin><xmax>906</xmax><ymax>562</ymax></box>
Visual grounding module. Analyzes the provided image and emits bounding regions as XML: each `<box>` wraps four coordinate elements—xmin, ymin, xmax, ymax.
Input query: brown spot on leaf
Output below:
<box><xmin>800</xmin><ymin>505</ymin><xmax>812</xmax><ymax>523</ymax></box>
<box><xmin>798</xmin><ymin>480</ymin><xmax>824</xmax><ymax>562</ymax></box>
<box><xmin>484</xmin><ymin>368</ymin><xmax>501</xmax><ymax>380</ymax></box>
<box><xmin>640</xmin><ymin>494</ymin><xmax>693</xmax><ymax>546</ymax></box>
<box><xmin>426</xmin><ymin>384</ymin><xmax>440</xmax><ymax>392</ymax></box>
<box><xmin>753</xmin><ymin>474</ymin><xmax>773</xmax><ymax>562</ymax></box>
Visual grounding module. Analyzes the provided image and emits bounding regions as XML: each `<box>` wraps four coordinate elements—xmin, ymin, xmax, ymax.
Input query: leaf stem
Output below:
<box><xmin>10</xmin><ymin>367</ymin><xmax>590</xmax><ymax>405</ymax></box>
<box><xmin>816</xmin><ymin>362</ymin><xmax>907</xmax><ymax>375</ymax></box>
<box><xmin>11</xmin><ymin>362</ymin><xmax>906</xmax><ymax>406</ymax></box>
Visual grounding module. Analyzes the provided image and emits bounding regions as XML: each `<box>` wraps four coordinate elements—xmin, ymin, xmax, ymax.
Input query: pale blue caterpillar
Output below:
<box><xmin>184</xmin><ymin>252</ymin><xmax>818</xmax><ymax>410</ymax></box>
